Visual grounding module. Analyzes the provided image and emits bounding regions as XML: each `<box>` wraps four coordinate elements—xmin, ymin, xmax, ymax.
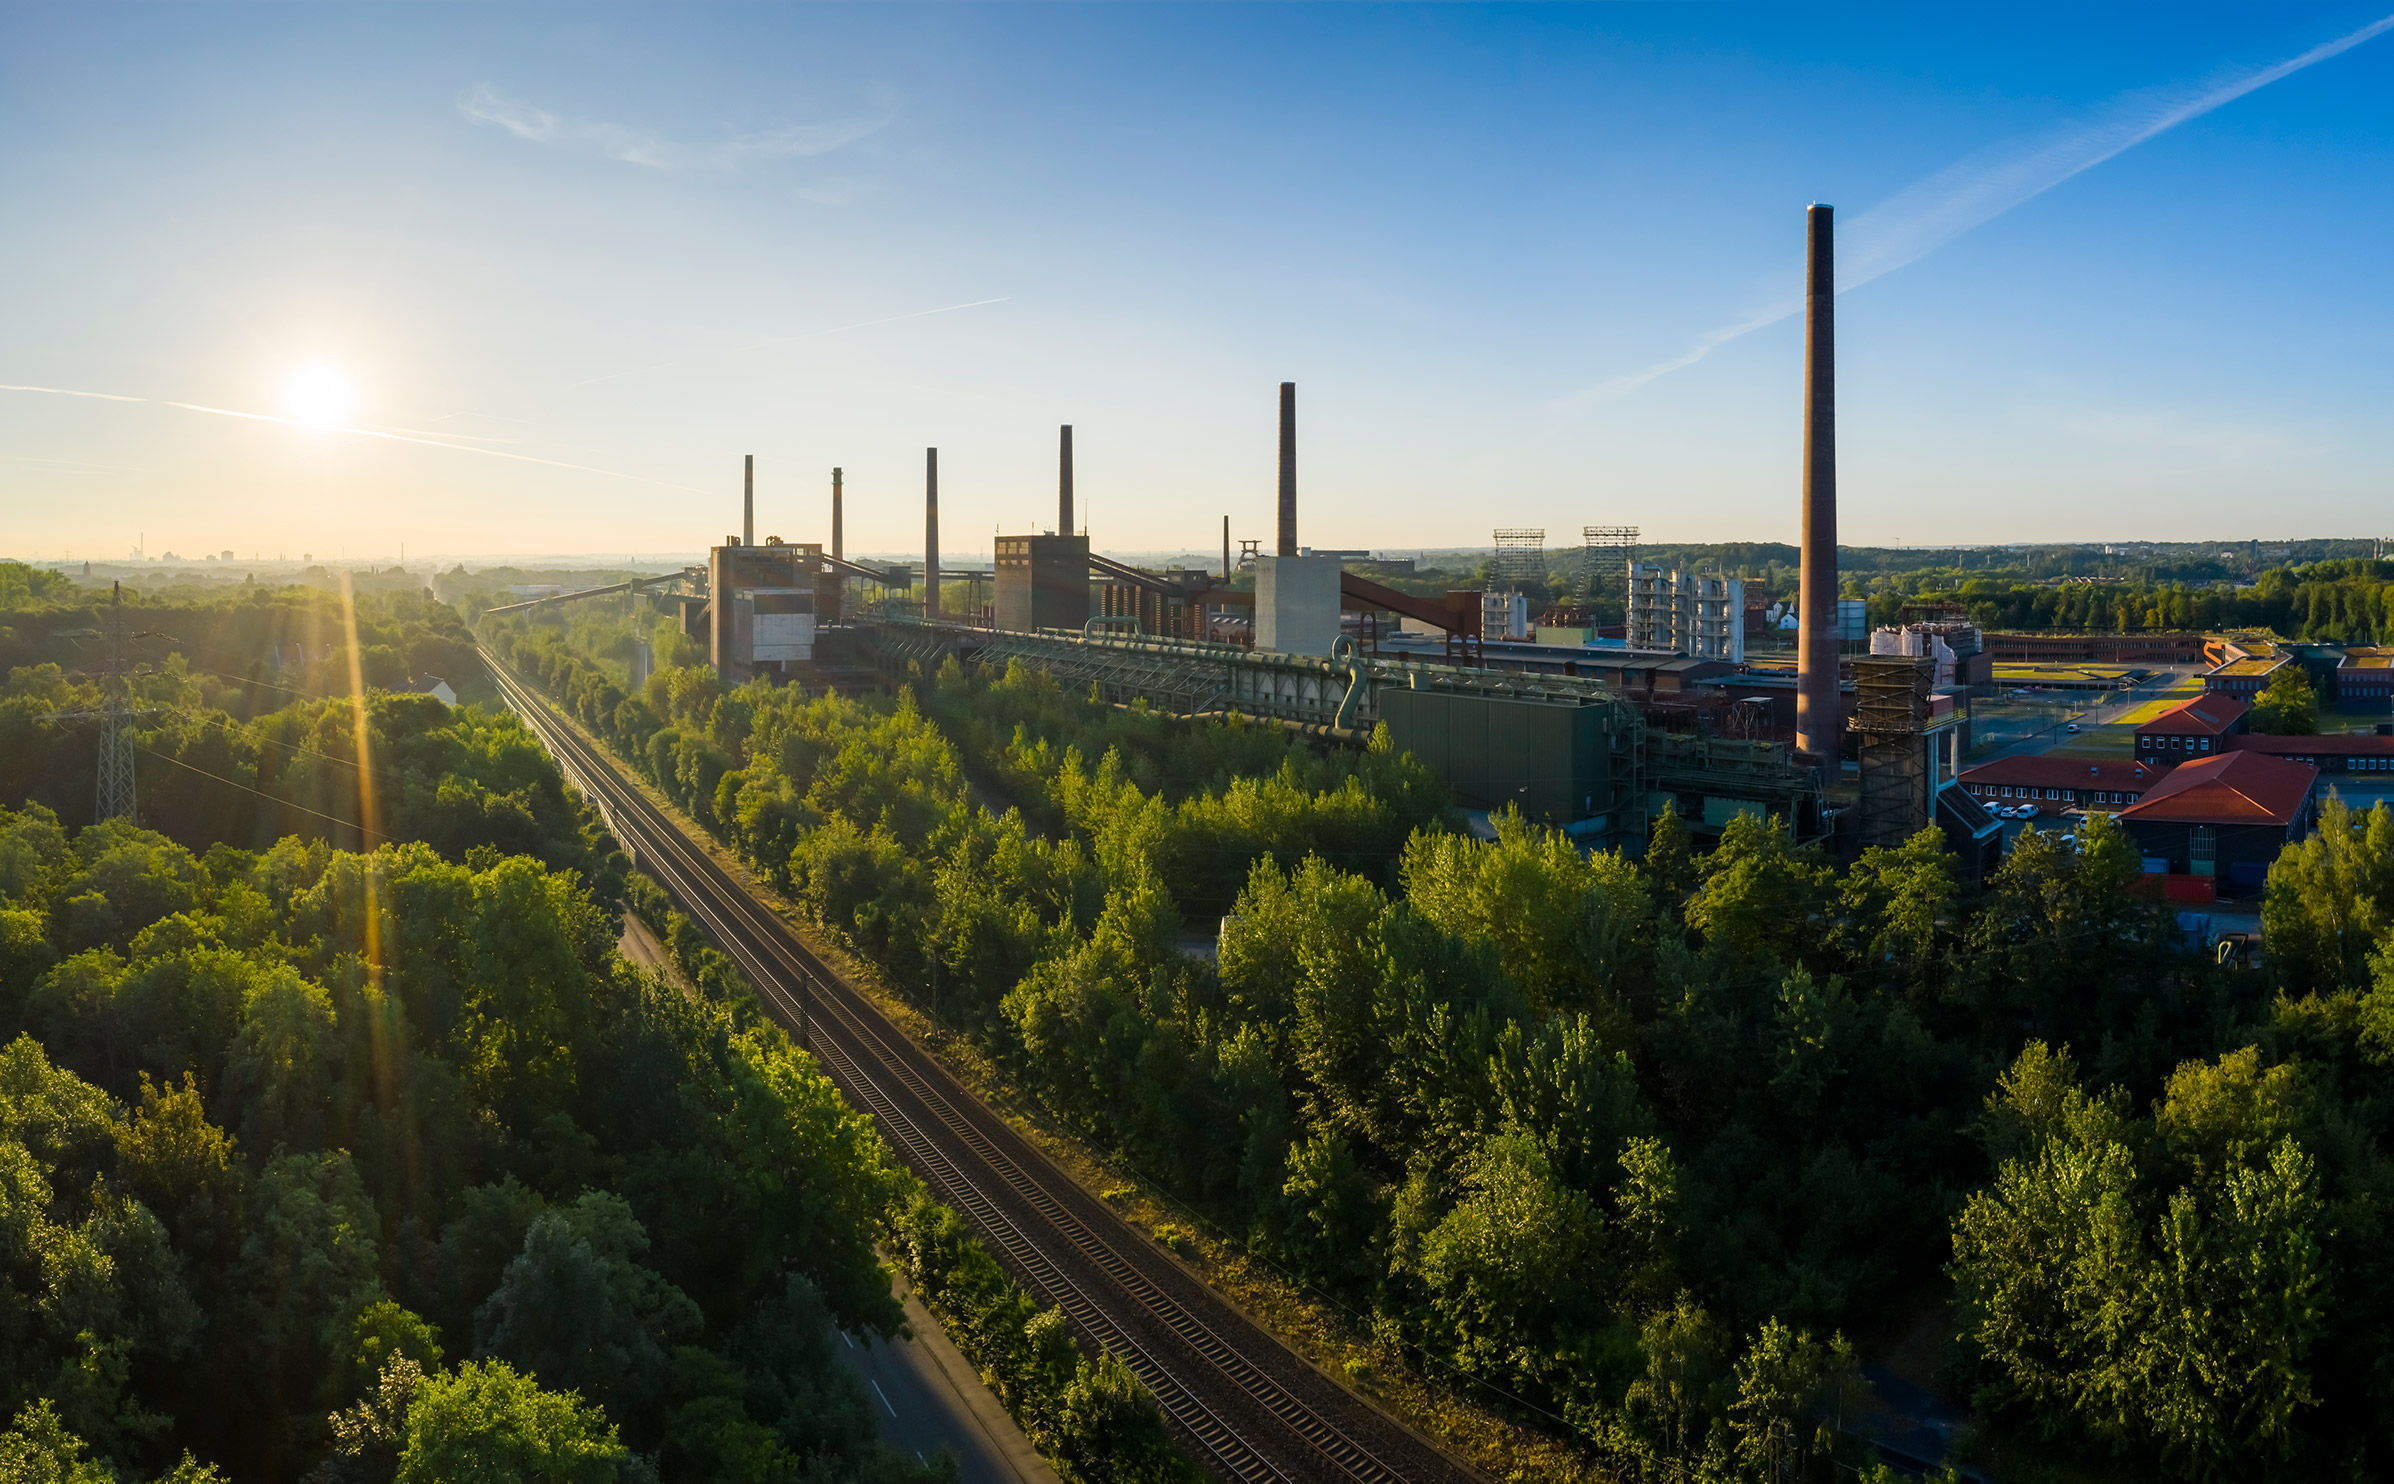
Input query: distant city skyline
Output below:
<box><xmin>3</xmin><ymin>4</ymin><xmax>2390</xmax><ymax>558</ymax></box>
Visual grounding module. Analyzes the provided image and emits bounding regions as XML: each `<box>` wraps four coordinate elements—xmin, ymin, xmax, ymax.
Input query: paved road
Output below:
<box><xmin>835</xmin><ymin>1275</ymin><xmax>1061</xmax><ymax>1484</ymax></box>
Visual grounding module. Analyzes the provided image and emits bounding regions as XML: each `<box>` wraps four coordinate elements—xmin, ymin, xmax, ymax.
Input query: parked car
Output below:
<box><xmin>2065</xmin><ymin>723</ymin><xmax>2082</xmax><ymax>734</ymax></box>
<box><xmin>2013</xmin><ymin>803</ymin><xmax>2041</xmax><ymax>818</ymax></box>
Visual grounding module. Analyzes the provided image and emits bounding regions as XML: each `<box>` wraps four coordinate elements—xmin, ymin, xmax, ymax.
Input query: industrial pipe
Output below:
<box><xmin>1330</xmin><ymin>633</ymin><xmax>1366</xmax><ymax>731</ymax></box>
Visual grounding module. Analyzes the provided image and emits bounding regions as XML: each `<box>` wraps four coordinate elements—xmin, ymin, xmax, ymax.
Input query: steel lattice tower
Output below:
<box><xmin>95</xmin><ymin>581</ymin><xmax>137</xmax><ymax>825</ymax></box>
<box><xmin>1582</xmin><ymin>525</ymin><xmax>1639</xmax><ymax>614</ymax></box>
<box><xmin>1491</xmin><ymin>528</ymin><xmax>1546</xmax><ymax>592</ymax></box>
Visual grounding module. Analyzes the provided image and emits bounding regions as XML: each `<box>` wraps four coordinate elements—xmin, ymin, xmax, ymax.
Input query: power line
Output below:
<box><xmin>184</xmin><ymin>664</ymin><xmax>322</xmax><ymax>701</ymax></box>
<box><xmin>132</xmin><ymin>745</ymin><xmax>390</xmax><ymax>842</ymax></box>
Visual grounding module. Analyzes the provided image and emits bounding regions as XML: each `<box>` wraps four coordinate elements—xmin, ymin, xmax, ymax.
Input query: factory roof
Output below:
<box><xmin>2116</xmin><ymin>751</ymin><xmax>2316</xmax><ymax>827</ymax></box>
<box><xmin>2341</xmin><ymin>648</ymin><xmax>2394</xmax><ymax>669</ymax></box>
<box><xmin>1959</xmin><ymin>756</ymin><xmax>2161</xmax><ymax>793</ymax></box>
<box><xmin>2140</xmin><ymin>695</ymin><xmax>2249</xmax><ymax>736</ymax></box>
<box><xmin>2209</xmin><ymin>656</ymin><xmax>2289</xmax><ymax>677</ymax></box>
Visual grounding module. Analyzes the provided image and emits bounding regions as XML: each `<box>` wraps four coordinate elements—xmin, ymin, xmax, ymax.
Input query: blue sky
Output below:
<box><xmin>2</xmin><ymin>3</ymin><xmax>2389</xmax><ymax>560</ymax></box>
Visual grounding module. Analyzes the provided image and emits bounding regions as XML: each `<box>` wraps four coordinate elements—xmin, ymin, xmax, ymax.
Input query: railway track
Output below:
<box><xmin>484</xmin><ymin>658</ymin><xmax>1477</xmax><ymax>1484</ymax></box>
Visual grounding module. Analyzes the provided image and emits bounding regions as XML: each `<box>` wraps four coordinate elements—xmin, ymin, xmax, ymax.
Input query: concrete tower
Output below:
<box><xmin>1059</xmin><ymin>425</ymin><xmax>1074</xmax><ymax>536</ymax></box>
<box><xmin>924</xmin><ymin>448</ymin><xmax>940</xmax><ymax>621</ymax></box>
<box><xmin>1796</xmin><ymin>205</ymin><xmax>1840</xmax><ymax>768</ymax></box>
<box><xmin>1276</xmin><ymin>382</ymin><xmax>1297</xmax><ymax>557</ymax></box>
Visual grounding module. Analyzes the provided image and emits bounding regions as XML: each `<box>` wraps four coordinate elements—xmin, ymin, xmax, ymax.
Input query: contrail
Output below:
<box><xmin>0</xmin><ymin>382</ymin><xmax>695</xmax><ymax>488</ymax></box>
<box><xmin>160</xmin><ymin>399</ymin><xmax>686</xmax><ymax>483</ymax></box>
<box><xmin>571</xmin><ymin>295</ymin><xmax>1013</xmax><ymax>386</ymax></box>
<box><xmin>1568</xmin><ymin>11</ymin><xmax>2394</xmax><ymax>405</ymax></box>
<box><xmin>0</xmin><ymin>382</ymin><xmax>144</xmax><ymax>402</ymax></box>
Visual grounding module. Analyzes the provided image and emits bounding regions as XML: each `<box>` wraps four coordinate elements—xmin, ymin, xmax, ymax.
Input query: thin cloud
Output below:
<box><xmin>1567</xmin><ymin>11</ymin><xmax>2394</xmax><ymax>406</ymax></box>
<box><xmin>0</xmin><ymin>382</ymin><xmax>698</xmax><ymax>491</ymax></box>
<box><xmin>459</xmin><ymin>84</ymin><xmax>889</xmax><ymax>172</ymax></box>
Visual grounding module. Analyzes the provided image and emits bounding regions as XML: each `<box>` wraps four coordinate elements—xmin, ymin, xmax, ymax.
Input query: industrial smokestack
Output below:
<box><xmin>743</xmin><ymin>454</ymin><xmax>754</xmax><ymax>547</ymax></box>
<box><xmin>1222</xmin><ymin>515</ymin><xmax>1230</xmax><ymax>579</ymax></box>
<box><xmin>831</xmin><ymin>468</ymin><xmax>844</xmax><ymax>560</ymax></box>
<box><xmin>1059</xmin><ymin>425</ymin><xmax>1075</xmax><ymax>536</ymax></box>
<box><xmin>924</xmin><ymin>448</ymin><xmax>940</xmax><ymax>621</ymax></box>
<box><xmin>1796</xmin><ymin>205</ymin><xmax>1839</xmax><ymax>767</ymax></box>
<box><xmin>1277</xmin><ymin>382</ymin><xmax>1296</xmax><ymax>557</ymax></box>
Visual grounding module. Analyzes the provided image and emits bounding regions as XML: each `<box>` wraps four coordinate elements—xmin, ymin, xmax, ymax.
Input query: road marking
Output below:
<box><xmin>873</xmin><ymin>1379</ymin><xmax>898</xmax><ymax>1418</ymax></box>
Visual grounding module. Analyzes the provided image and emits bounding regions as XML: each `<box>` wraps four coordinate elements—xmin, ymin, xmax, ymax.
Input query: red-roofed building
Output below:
<box><xmin>1957</xmin><ymin>756</ymin><xmax>2161</xmax><ymax>813</ymax></box>
<box><xmin>2116</xmin><ymin>750</ymin><xmax>2320</xmax><ymax>889</ymax></box>
<box><xmin>2134</xmin><ymin>694</ymin><xmax>2248</xmax><ymax>769</ymax></box>
<box><xmin>2227</xmin><ymin>732</ymin><xmax>2394</xmax><ymax>775</ymax></box>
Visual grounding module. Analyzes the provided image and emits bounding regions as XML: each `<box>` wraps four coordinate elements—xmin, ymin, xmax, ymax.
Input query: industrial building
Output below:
<box><xmin>1849</xmin><ymin>653</ymin><xmax>2003</xmax><ymax>874</ymax></box>
<box><xmin>2204</xmin><ymin>651</ymin><xmax>2290</xmax><ymax>698</ymax></box>
<box><xmin>2116</xmin><ymin>750</ymin><xmax>2320</xmax><ymax>890</ymax></box>
<box><xmin>1874</xmin><ymin>622</ymin><xmax>1993</xmax><ymax>692</ymax></box>
<box><xmin>993</xmin><ymin>535</ymin><xmax>1091</xmax><ymax>632</ymax></box>
<box><xmin>1481</xmin><ymin>591</ymin><xmax>1530</xmax><ymax>643</ymax></box>
<box><xmin>1377</xmin><ymin>680</ymin><xmax>1621</xmax><ymax>830</ymax></box>
<box><xmin>503</xmin><ymin>207</ymin><xmax>1889</xmax><ymax>865</ymax></box>
<box><xmin>2135</xmin><ymin>695</ymin><xmax>2247</xmax><ymax>764</ymax></box>
<box><xmin>707</xmin><ymin>540</ymin><xmax>821</xmax><ymax>682</ymax></box>
<box><xmin>2338</xmin><ymin>648</ymin><xmax>2394</xmax><ymax>712</ymax></box>
<box><xmin>993</xmin><ymin>426</ymin><xmax>1093</xmax><ymax>634</ymax></box>
<box><xmin>482</xmin><ymin>458</ymin><xmax>895</xmax><ymax>687</ymax></box>
<box><xmin>1868</xmin><ymin>625</ymin><xmax>1957</xmax><ymax>687</ymax></box>
<box><xmin>2203</xmin><ymin>639</ymin><xmax>2394</xmax><ymax>714</ymax></box>
<box><xmin>1626</xmin><ymin>566</ymin><xmax>1745</xmax><ymax>662</ymax></box>
<box><xmin>1958</xmin><ymin>757</ymin><xmax>2159</xmax><ymax>812</ymax></box>
<box><xmin>1985</xmin><ymin>631</ymin><xmax>2207</xmax><ymax>666</ymax></box>
<box><xmin>847</xmin><ymin>357</ymin><xmax>1845</xmax><ymax>852</ymax></box>
<box><xmin>2227</xmin><ymin>732</ymin><xmax>2394</xmax><ymax>773</ymax></box>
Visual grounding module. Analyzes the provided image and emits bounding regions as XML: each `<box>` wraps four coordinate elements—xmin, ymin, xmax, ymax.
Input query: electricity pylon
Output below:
<box><xmin>40</xmin><ymin>582</ymin><xmax>164</xmax><ymax>826</ymax></box>
<box><xmin>95</xmin><ymin>582</ymin><xmax>137</xmax><ymax>824</ymax></box>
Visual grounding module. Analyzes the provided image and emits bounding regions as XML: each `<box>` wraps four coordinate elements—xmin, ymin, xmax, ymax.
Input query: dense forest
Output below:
<box><xmin>490</xmin><ymin>593</ymin><xmax>2394</xmax><ymax>1481</ymax></box>
<box><xmin>1858</xmin><ymin>559</ymin><xmax>2394</xmax><ymax>642</ymax></box>
<box><xmin>0</xmin><ymin>579</ymin><xmax>1188</xmax><ymax>1483</ymax></box>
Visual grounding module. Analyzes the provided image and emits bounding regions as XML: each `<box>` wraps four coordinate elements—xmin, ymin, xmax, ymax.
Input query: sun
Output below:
<box><xmin>282</xmin><ymin>363</ymin><xmax>356</xmax><ymax>429</ymax></box>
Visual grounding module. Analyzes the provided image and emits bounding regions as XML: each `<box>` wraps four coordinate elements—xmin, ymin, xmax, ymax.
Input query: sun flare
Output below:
<box><xmin>281</xmin><ymin>363</ymin><xmax>355</xmax><ymax>429</ymax></box>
